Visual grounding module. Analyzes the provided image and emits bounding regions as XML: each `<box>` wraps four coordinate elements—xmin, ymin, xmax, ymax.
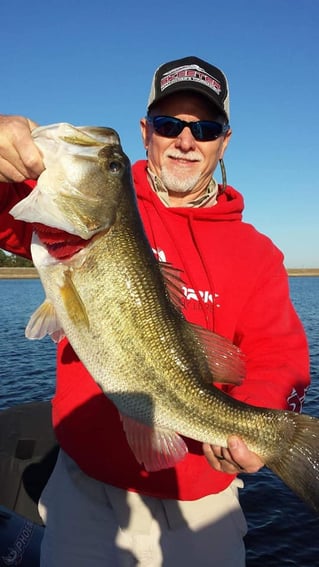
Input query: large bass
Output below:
<box><xmin>11</xmin><ymin>123</ymin><xmax>319</xmax><ymax>513</ymax></box>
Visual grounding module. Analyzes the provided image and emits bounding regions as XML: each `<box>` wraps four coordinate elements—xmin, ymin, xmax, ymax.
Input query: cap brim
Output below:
<box><xmin>148</xmin><ymin>83</ymin><xmax>228</xmax><ymax>120</ymax></box>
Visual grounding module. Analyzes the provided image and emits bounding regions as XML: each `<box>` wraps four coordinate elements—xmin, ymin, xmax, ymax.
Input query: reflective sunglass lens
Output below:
<box><xmin>149</xmin><ymin>116</ymin><xmax>226</xmax><ymax>141</ymax></box>
<box><xmin>155</xmin><ymin>117</ymin><xmax>182</xmax><ymax>137</ymax></box>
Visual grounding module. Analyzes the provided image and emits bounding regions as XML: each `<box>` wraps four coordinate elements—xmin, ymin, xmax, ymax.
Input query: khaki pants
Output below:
<box><xmin>39</xmin><ymin>450</ymin><xmax>247</xmax><ymax>566</ymax></box>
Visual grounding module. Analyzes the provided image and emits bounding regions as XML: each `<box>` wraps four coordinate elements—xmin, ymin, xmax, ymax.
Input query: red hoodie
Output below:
<box><xmin>0</xmin><ymin>160</ymin><xmax>310</xmax><ymax>500</ymax></box>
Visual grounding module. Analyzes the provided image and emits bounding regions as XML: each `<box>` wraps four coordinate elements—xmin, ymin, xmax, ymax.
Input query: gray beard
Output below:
<box><xmin>160</xmin><ymin>166</ymin><xmax>201</xmax><ymax>194</ymax></box>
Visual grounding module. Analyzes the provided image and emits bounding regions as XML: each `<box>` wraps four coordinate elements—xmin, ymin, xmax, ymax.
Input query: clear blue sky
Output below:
<box><xmin>1</xmin><ymin>0</ymin><xmax>318</xmax><ymax>267</ymax></box>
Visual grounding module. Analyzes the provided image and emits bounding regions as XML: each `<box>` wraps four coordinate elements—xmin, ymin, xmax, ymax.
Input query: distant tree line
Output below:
<box><xmin>0</xmin><ymin>249</ymin><xmax>34</xmax><ymax>267</ymax></box>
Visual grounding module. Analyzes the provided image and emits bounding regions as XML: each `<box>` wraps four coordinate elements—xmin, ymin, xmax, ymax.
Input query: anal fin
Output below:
<box><xmin>121</xmin><ymin>414</ymin><xmax>188</xmax><ymax>471</ymax></box>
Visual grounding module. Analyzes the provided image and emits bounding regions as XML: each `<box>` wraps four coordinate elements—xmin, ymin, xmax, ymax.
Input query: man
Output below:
<box><xmin>0</xmin><ymin>56</ymin><xmax>310</xmax><ymax>566</ymax></box>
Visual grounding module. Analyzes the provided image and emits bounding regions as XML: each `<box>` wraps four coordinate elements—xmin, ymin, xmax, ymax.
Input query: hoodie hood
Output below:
<box><xmin>132</xmin><ymin>160</ymin><xmax>244</xmax><ymax>222</ymax></box>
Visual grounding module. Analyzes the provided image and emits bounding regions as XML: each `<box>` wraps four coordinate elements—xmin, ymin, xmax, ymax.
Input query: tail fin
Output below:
<box><xmin>267</xmin><ymin>412</ymin><xmax>319</xmax><ymax>514</ymax></box>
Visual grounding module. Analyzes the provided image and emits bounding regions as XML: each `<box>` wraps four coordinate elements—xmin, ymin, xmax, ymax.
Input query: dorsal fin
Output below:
<box><xmin>159</xmin><ymin>261</ymin><xmax>245</xmax><ymax>386</ymax></box>
<box><xmin>159</xmin><ymin>261</ymin><xmax>186</xmax><ymax>311</ymax></box>
<box><xmin>191</xmin><ymin>324</ymin><xmax>245</xmax><ymax>385</ymax></box>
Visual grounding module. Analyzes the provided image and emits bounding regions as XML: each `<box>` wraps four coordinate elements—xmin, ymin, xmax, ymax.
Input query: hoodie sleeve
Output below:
<box><xmin>228</xmin><ymin>244</ymin><xmax>310</xmax><ymax>413</ymax></box>
<box><xmin>0</xmin><ymin>180</ymin><xmax>35</xmax><ymax>258</ymax></box>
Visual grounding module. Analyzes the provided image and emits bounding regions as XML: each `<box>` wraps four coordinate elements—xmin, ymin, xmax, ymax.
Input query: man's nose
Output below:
<box><xmin>175</xmin><ymin>126</ymin><xmax>197</xmax><ymax>151</ymax></box>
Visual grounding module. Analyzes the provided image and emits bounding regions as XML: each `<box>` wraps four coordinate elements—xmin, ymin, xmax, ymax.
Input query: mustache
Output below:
<box><xmin>164</xmin><ymin>150</ymin><xmax>203</xmax><ymax>162</ymax></box>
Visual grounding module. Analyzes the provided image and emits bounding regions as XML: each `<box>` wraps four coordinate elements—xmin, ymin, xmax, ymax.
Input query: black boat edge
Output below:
<box><xmin>0</xmin><ymin>401</ymin><xmax>58</xmax><ymax>566</ymax></box>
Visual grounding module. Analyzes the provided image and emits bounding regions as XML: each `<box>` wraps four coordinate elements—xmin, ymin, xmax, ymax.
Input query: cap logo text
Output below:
<box><xmin>161</xmin><ymin>65</ymin><xmax>221</xmax><ymax>96</ymax></box>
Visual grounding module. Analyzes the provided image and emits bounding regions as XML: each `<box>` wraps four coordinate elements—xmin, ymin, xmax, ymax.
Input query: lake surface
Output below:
<box><xmin>1</xmin><ymin>277</ymin><xmax>319</xmax><ymax>565</ymax></box>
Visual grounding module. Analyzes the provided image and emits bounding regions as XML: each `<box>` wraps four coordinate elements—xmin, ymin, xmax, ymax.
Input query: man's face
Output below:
<box><xmin>140</xmin><ymin>92</ymin><xmax>231</xmax><ymax>204</ymax></box>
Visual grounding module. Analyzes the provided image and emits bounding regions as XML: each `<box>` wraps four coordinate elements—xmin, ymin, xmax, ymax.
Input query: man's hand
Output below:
<box><xmin>203</xmin><ymin>436</ymin><xmax>264</xmax><ymax>474</ymax></box>
<box><xmin>0</xmin><ymin>115</ymin><xmax>44</xmax><ymax>182</ymax></box>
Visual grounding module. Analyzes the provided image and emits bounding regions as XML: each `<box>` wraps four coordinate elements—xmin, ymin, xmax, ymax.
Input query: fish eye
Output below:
<box><xmin>109</xmin><ymin>161</ymin><xmax>122</xmax><ymax>174</ymax></box>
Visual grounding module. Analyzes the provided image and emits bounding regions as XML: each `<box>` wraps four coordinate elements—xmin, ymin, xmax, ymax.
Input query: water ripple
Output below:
<box><xmin>1</xmin><ymin>276</ymin><xmax>319</xmax><ymax>564</ymax></box>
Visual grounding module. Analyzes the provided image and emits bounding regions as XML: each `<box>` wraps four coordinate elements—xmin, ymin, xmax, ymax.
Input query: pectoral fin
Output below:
<box><xmin>25</xmin><ymin>299</ymin><xmax>65</xmax><ymax>343</ymax></box>
<box><xmin>121</xmin><ymin>414</ymin><xmax>188</xmax><ymax>471</ymax></box>
<box><xmin>60</xmin><ymin>270</ymin><xmax>89</xmax><ymax>329</ymax></box>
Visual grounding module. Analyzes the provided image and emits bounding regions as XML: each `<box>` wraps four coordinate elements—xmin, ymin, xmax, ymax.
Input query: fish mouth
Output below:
<box><xmin>32</xmin><ymin>124</ymin><xmax>121</xmax><ymax>153</ymax></box>
<box><xmin>10</xmin><ymin>123</ymin><xmax>127</xmax><ymax>241</ymax></box>
<box><xmin>31</xmin><ymin>123</ymin><xmax>125</xmax><ymax>164</ymax></box>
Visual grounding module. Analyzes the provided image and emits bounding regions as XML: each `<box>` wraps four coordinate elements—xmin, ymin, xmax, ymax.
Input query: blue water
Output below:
<box><xmin>1</xmin><ymin>276</ymin><xmax>319</xmax><ymax>565</ymax></box>
<box><xmin>0</xmin><ymin>280</ymin><xmax>56</xmax><ymax>409</ymax></box>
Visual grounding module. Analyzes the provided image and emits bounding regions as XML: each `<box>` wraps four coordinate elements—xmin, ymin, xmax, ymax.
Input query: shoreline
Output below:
<box><xmin>0</xmin><ymin>267</ymin><xmax>39</xmax><ymax>279</ymax></box>
<box><xmin>287</xmin><ymin>268</ymin><xmax>319</xmax><ymax>277</ymax></box>
<box><xmin>1</xmin><ymin>267</ymin><xmax>319</xmax><ymax>279</ymax></box>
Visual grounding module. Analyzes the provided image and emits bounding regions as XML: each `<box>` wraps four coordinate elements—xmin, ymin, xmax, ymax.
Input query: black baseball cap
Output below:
<box><xmin>147</xmin><ymin>56</ymin><xmax>230</xmax><ymax>122</ymax></box>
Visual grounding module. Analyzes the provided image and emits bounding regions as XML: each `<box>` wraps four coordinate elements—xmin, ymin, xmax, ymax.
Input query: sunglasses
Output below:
<box><xmin>147</xmin><ymin>115</ymin><xmax>230</xmax><ymax>142</ymax></box>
